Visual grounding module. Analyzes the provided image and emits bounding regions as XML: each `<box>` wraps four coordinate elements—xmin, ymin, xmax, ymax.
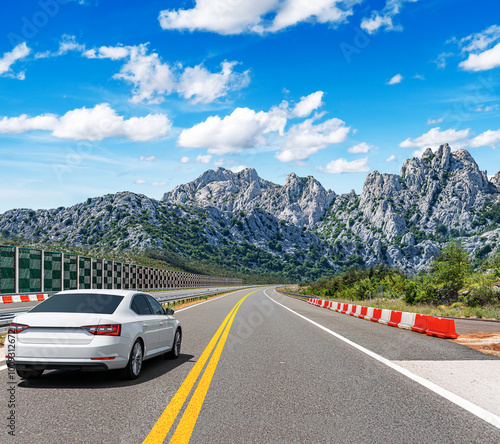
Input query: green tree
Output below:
<box><xmin>431</xmin><ymin>241</ymin><xmax>471</xmax><ymax>297</ymax></box>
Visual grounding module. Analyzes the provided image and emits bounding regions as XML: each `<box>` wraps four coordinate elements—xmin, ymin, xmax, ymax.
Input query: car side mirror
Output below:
<box><xmin>165</xmin><ymin>307</ymin><xmax>175</xmax><ymax>316</ymax></box>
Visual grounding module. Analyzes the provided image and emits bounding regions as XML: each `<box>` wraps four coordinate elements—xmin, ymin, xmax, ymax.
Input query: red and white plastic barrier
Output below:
<box><xmin>307</xmin><ymin>297</ymin><xmax>458</xmax><ymax>339</ymax></box>
<box><xmin>0</xmin><ymin>294</ymin><xmax>49</xmax><ymax>304</ymax></box>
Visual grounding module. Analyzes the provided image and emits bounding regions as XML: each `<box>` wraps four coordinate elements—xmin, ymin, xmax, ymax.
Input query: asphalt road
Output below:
<box><xmin>1</xmin><ymin>287</ymin><xmax>499</xmax><ymax>443</ymax></box>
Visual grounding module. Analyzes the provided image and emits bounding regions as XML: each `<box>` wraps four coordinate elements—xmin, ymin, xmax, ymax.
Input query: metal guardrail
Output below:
<box><xmin>275</xmin><ymin>288</ymin><xmax>319</xmax><ymax>299</ymax></box>
<box><xmin>0</xmin><ymin>286</ymin><xmax>252</xmax><ymax>333</ymax></box>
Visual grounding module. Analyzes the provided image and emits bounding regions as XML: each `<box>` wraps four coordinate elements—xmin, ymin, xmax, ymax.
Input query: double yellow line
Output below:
<box><xmin>144</xmin><ymin>289</ymin><xmax>257</xmax><ymax>444</ymax></box>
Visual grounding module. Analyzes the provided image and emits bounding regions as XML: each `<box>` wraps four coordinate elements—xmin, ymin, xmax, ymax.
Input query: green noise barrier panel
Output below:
<box><xmin>79</xmin><ymin>256</ymin><xmax>92</xmax><ymax>289</ymax></box>
<box><xmin>44</xmin><ymin>251</ymin><xmax>62</xmax><ymax>292</ymax></box>
<box><xmin>123</xmin><ymin>263</ymin><xmax>130</xmax><ymax>289</ymax></box>
<box><xmin>0</xmin><ymin>245</ymin><xmax>16</xmax><ymax>293</ymax></box>
<box><xmin>92</xmin><ymin>259</ymin><xmax>102</xmax><ymax>289</ymax></box>
<box><xmin>18</xmin><ymin>248</ymin><xmax>42</xmax><ymax>293</ymax></box>
<box><xmin>114</xmin><ymin>262</ymin><xmax>122</xmax><ymax>289</ymax></box>
<box><xmin>104</xmin><ymin>260</ymin><xmax>113</xmax><ymax>289</ymax></box>
<box><xmin>64</xmin><ymin>254</ymin><xmax>78</xmax><ymax>290</ymax></box>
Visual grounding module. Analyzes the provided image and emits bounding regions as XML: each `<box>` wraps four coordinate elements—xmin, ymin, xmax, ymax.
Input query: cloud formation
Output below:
<box><xmin>386</xmin><ymin>73</ymin><xmax>403</xmax><ymax>85</ymax></box>
<box><xmin>159</xmin><ymin>0</ymin><xmax>361</xmax><ymax>35</ymax></box>
<box><xmin>470</xmin><ymin>130</ymin><xmax>500</xmax><ymax>148</ymax></box>
<box><xmin>275</xmin><ymin>117</ymin><xmax>350</xmax><ymax>162</ymax></box>
<box><xmin>291</xmin><ymin>91</ymin><xmax>324</xmax><ymax>118</ymax></box>
<box><xmin>178</xmin><ymin>106</ymin><xmax>287</xmax><ymax>155</ymax></box>
<box><xmin>178</xmin><ymin>93</ymin><xmax>348</xmax><ymax>163</ymax></box>
<box><xmin>361</xmin><ymin>0</ymin><xmax>417</xmax><ymax>34</ymax></box>
<box><xmin>453</xmin><ymin>25</ymin><xmax>500</xmax><ymax>72</ymax></box>
<box><xmin>0</xmin><ymin>43</ymin><xmax>30</xmax><ymax>79</ymax></box>
<box><xmin>399</xmin><ymin>127</ymin><xmax>471</xmax><ymax>150</ymax></box>
<box><xmin>347</xmin><ymin>142</ymin><xmax>375</xmax><ymax>153</ymax></box>
<box><xmin>319</xmin><ymin>157</ymin><xmax>370</xmax><ymax>173</ymax></box>
<box><xmin>0</xmin><ymin>104</ymin><xmax>171</xmax><ymax>141</ymax></box>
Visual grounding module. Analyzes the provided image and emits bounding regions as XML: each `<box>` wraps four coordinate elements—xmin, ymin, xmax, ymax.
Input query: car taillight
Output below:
<box><xmin>81</xmin><ymin>324</ymin><xmax>121</xmax><ymax>336</ymax></box>
<box><xmin>8</xmin><ymin>323</ymin><xmax>29</xmax><ymax>334</ymax></box>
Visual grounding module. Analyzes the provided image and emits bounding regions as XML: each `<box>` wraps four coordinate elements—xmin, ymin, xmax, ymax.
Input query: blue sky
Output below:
<box><xmin>1</xmin><ymin>0</ymin><xmax>500</xmax><ymax>212</ymax></box>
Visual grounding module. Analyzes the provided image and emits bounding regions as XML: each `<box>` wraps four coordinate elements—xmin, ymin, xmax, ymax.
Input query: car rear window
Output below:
<box><xmin>29</xmin><ymin>293</ymin><xmax>124</xmax><ymax>314</ymax></box>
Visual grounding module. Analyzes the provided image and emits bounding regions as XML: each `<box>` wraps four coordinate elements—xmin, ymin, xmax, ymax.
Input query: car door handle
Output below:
<box><xmin>143</xmin><ymin>324</ymin><xmax>148</xmax><ymax>329</ymax></box>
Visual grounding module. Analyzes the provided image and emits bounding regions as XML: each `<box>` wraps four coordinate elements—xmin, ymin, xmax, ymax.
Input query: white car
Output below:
<box><xmin>9</xmin><ymin>290</ymin><xmax>182</xmax><ymax>380</ymax></box>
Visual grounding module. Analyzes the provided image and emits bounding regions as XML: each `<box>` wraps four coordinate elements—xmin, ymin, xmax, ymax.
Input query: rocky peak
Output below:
<box><xmin>490</xmin><ymin>171</ymin><xmax>500</xmax><ymax>190</ymax></box>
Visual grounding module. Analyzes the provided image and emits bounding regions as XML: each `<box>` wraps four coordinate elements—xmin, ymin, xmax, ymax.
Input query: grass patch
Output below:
<box><xmin>0</xmin><ymin>334</ymin><xmax>5</xmax><ymax>347</ymax></box>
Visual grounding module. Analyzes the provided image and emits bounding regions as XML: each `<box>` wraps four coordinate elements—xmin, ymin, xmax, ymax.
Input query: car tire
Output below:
<box><xmin>165</xmin><ymin>329</ymin><xmax>181</xmax><ymax>360</ymax></box>
<box><xmin>122</xmin><ymin>340</ymin><xmax>143</xmax><ymax>380</ymax></box>
<box><xmin>16</xmin><ymin>369</ymin><xmax>44</xmax><ymax>380</ymax></box>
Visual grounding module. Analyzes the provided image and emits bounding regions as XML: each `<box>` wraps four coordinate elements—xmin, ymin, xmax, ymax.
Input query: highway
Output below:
<box><xmin>1</xmin><ymin>287</ymin><xmax>499</xmax><ymax>443</ymax></box>
<box><xmin>0</xmin><ymin>286</ymin><xmax>250</xmax><ymax>332</ymax></box>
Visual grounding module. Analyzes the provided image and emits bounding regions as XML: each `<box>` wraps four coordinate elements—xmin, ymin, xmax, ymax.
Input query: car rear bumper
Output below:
<box><xmin>14</xmin><ymin>360</ymin><xmax>110</xmax><ymax>371</ymax></box>
<box><xmin>13</xmin><ymin>337</ymin><xmax>131</xmax><ymax>370</ymax></box>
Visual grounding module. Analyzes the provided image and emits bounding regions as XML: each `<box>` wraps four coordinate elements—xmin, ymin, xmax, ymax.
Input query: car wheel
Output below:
<box><xmin>16</xmin><ymin>369</ymin><xmax>44</xmax><ymax>380</ymax></box>
<box><xmin>166</xmin><ymin>329</ymin><xmax>181</xmax><ymax>359</ymax></box>
<box><xmin>122</xmin><ymin>340</ymin><xmax>143</xmax><ymax>380</ymax></box>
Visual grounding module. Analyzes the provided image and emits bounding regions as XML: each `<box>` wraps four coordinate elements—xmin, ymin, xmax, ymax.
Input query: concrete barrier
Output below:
<box><xmin>0</xmin><ymin>294</ymin><xmax>49</xmax><ymax>304</ymax></box>
<box><xmin>306</xmin><ymin>298</ymin><xmax>459</xmax><ymax>339</ymax></box>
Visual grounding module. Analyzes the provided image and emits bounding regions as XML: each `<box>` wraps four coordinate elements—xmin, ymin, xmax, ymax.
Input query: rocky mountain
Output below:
<box><xmin>163</xmin><ymin>167</ymin><xmax>335</xmax><ymax>228</ymax></box>
<box><xmin>1</xmin><ymin>144</ymin><xmax>499</xmax><ymax>281</ymax></box>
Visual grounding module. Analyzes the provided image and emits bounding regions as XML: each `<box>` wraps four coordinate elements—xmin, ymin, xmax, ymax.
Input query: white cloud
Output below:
<box><xmin>180</xmin><ymin>156</ymin><xmax>190</xmax><ymax>164</ymax></box>
<box><xmin>275</xmin><ymin>117</ymin><xmax>350</xmax><ymax>162</ymax></box>
<box><xmin>136</xmin><ymin>179</ymin><xmax>147</xmax><ymax>184</ymax></box>
<box><xmin>84</xmin><ymin>45</ymin><xmax>130</xmax><ymax>60</ymax></box>
<box><xmin>0</xmin><ymin>114</ymin><xmax>58</xmax><ymax>134</ymax></box>
<box><xmin>177</xmin><ymin>61</ymin><xmax>250</xmax><ymax>104</ymax></box>
<box><xmin>459</xmin><ymin>42</ymin><xmax>500</xmax><ymax>72</ymax></box>
<box><xmin>159</xmin><ymin>0</ymin><xmax>360</xmax><ymax>35</ymax></box>
<box><xmin>452</xmin><ymin>25</ymin><xmax>500</xmax><ymax>72</ymax></box>
<box><xmin>457</xmin><ymin>25</ymin><xmax>500</xmax><ymax>54</ymax></box>
<box><xmin>427</xmin><ymin>117</ymin><xmax>444</xmax><ymax>125</ymax></box>
<box><xmin>399</xmin><ymin>127</ymin><xmax>471</xmax><ymax>150</ymax></box>
<box><xmin>434</xmin><ymin>52</ymin><xmax>454</xmax><ymax>69</ymax></box>
<box><xmin>113</xmin><ymin>44</ymin><xmax>176</xmax><ymax>104</ymax></box>
<box><xmin>178</xmin><ymin>106</ymin><xmax>287</xmax><ymax>155</ymax></box>
<box><xmin>151</xmin><ymin>182</ymin><xmax>167</xmax><ymax>187</ymax></box>
<box><xmin>196</xmin><ymin>154</ymin><xmax>212</xmax><ymax>164</ymax></box>
<box><xmin>38</xmin><ymin>38</ymin><xmax>250</xmax><ymax>104</ymax></box>
<box><xmin>0</xmin><ymin>42</ymin><xmax>30</xmax><ymax>79</ymax></box>
<box><xmin>319</xmin><ymin>157</ymin><xmax>370</xmax><ymax>173</ymax></box>
<box><xmin>470</xmin><ymin>130</ymin><xmax>500</xmax><ymax>148</ymax></box>
<box><xmin>139</xmin><ymin>156</ymin><xmax>156</xmax><ymax>161</ymax></box>
<box><xmin>476</xmin><ymin>104</ymin><xmax>499</xmax><ymax>112</ymax></box>
<box><xmin>361</xmin><ymin>0</ymin><xmax>417</xmax><ymax>34</ymax></box>
<box><xmin>111</xmin><ymin>44</ymin><xmax>249</xmax><ymax>104</ymax></box>
<box><xmin>229</xmin><ymin>165</ymin><xmax>247</xmax><ymax>173</ymax></box>
<box><xmin>386</xmin><ymin>154</ymin><xmax>396</xmax><ymax>162</ymax></box>
<box><xmin>36</xmin><ymin>35</ymin><xmax>86</xmax><ymax>59</ymax></box>
<box><xmin>347</xmin><ymin>142</ymin><xmax>375</xmax><ymax>153</ymax></box>
<box><xmin>0</xmin><ymin>103</ymin><xmax>171</xmax><ymax>141</ymax></box>
<box><xmin>291</xmin><ymin>91</ymin><xmax>324</xmax><ymax>118</ymax></box>
<box><xmin>387</xmin><ymin>73</ymin><xmax>403</xmax><ymax>85</ymax></box>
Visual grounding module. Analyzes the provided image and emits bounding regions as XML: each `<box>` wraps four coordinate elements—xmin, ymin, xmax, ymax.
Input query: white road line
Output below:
<box><xmin>264</xmin><ymin>289</ymin><xmax>500</xmax><ymax>431</ymax></box>
<box><xmin>0</xmin><ymin>365</ymin><xmax>6</xmax><ymax>371</ymax></box>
